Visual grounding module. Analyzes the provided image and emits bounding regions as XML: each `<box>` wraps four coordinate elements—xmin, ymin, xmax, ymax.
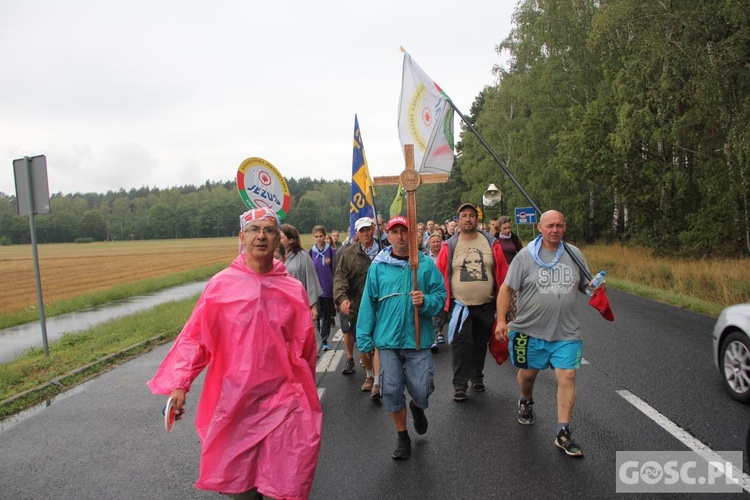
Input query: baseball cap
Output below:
<box><xmin>457</xmin><ymin>202</ymin><xmax>479</xmax><ymax>215</ymax></box>
<box><xmin>354</xmin><ymin>217</ymin><xmax>375</xmax><ymax>232</ymax></box>
<box><xmin>385</xmin><ymin>215</ymin><xmax>409</xmax><ymax>231</ymax></box>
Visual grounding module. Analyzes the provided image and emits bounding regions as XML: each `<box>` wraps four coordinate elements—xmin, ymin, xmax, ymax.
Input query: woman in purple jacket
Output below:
<box><xmin>309</xmin><ymin>225</ymin><xmax>337</xmax><ymax>350</ymax></box>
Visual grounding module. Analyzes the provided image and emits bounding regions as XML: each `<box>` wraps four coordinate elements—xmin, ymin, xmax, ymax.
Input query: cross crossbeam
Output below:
<box><xmin>372</xmin><ymin>145</ymin><xmax>450</xmax><ymax>349</ymax></box>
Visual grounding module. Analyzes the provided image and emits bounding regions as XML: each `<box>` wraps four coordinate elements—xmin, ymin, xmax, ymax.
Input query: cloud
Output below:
<box><xmin>0</xmin><ymin>0</ymin><xmax>515</xmax><ymax>195</ymax></box>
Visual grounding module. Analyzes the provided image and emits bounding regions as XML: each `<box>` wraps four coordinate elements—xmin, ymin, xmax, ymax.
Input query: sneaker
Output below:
<box><xmin>392</xmin><ymin>432</ymin><xmax>411</xmax><ymax>460</ymax></box>
<box><xmin>322</xmin><ymin>342</ymin><xmax>330</xmax><ymax>351</ymax></box>
<box><xmin>361</xmin><ymin>376</ymin><xmax>374</xmax><ymax>392</ymax></box>
<box><xmin>437</xmin><ymin>334</ymin><xmax>445</xmax><ymax>344</ymax></box>
<box><xmin>555</xmin><ymin>426</ymin><xmax>583</xmax><ymax>457</ymax></box>
<box><xmin>409</xmin><ymin>401</ymin><xmax>428</xmax><ymax>435</ymax></box>
<box><xmin>370</xmin><ymin>383</ymin><xmax>380</xmax><ymax>401</ymax></box>
<box><xmin>430</xmin><ymin>342</ymin><xmax>439</xmax><ymax>353</ymax></box>
<box><xmin>471</xmin><ymin>382</ymin><xmax>486</xmax><ymax>393</ymax></box>
<box><xmin>453</xmin><ymin>389</ymin><xmax>468</xmax><ymax>402</ymax></box>
<box><xmin>342</xmin><ymin>358</ymin><xmax>355</xmax><ymax>375</ymax></box>
<box><xmin>517</xmin><ymin>399</ymin><xmax>535</xmax><ymax>425</ymax></box>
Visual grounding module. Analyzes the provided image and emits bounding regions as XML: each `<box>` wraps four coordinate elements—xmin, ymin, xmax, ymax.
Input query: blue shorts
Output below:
<box><xmin>509</xmin><ymin>331</ymin><xmax>583</xmax><ymax>370</ymax></box>
<box><xmin>378</xmin><ymin>348</ymin><xmax>435</xmax><ymax>413</ymax></box>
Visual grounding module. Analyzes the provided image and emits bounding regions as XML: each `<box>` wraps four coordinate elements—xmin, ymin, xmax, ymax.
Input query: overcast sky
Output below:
<box><xmin>0</xmin><ymin>1</ymin><xmax>517</xmax><ymax>196</ymax></box>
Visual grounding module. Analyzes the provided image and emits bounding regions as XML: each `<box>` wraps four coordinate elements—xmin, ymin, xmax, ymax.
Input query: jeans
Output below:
<box><xmin>379</xmin><ymin>348</ymin><xmax>435</xmax><ymax>413</ymax></box>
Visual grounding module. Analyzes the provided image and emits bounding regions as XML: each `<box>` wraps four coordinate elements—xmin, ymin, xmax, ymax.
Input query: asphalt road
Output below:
<box><xmin>1</xmin><ymin>290</ymin><xmax>748</xmax><ymax>499</ymax></box>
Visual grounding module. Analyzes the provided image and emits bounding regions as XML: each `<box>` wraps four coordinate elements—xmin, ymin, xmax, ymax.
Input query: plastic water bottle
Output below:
<box><xmin>585</xmin><ymin>270</ymin><xmax>606</xmax><ymax>296</ymax></box>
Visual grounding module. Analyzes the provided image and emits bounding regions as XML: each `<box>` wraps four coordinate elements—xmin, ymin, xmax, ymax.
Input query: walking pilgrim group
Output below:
<box><xmin>149</xmin><ymin>201</ymin><xmax>598</xmax><ymax>499</ymax></box>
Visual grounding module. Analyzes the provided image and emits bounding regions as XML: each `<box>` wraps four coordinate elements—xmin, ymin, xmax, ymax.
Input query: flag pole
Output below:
<box><xmin>398</xmin><ymin>47</ymin><xmax>590</xmax><ymax>279</ymax></box>
<box><xmin>446</xmin><ymin>99</ymin><xmax>540</xmax><ymax>216</ymax></box>
<box><xmin>446</xmin><ymin>99</ymin><xmax>592</xmax><ymax>281</ymax></box>
<box><xmin>359</xmin><ymin>121</ymin><xmax>382</xmax><ymax>248</ymax></box>
<box><xmin>369</xmin><ymin>184</ymin><xmax>384</xmax><ymax>249</ymax></box>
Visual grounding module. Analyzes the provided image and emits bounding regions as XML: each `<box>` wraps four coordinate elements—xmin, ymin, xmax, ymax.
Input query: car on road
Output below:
<box><xmin>712</xmin><ymin>303</ymin><xmax>750</xmax><ymax>403</ymax></box>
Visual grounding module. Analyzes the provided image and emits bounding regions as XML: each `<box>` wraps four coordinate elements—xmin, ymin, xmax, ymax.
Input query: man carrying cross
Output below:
<box><xmin>356</xmin><ymin>215</ymin><xmax>446</xmax><ymax>460</ymax></box>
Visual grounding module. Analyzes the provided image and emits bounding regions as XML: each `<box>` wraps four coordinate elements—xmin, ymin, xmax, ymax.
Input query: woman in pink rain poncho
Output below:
<box><xmin>148</xmin><ymin>207</ymin><xmax>322</xmax><ymax>500</ymax></box>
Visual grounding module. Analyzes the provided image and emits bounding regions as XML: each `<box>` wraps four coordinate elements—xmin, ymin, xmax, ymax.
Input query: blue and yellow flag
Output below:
<box><xmin>349</xmin><ymin>115</ymin><xmax>376</xmax><ymax>238</ymax></box>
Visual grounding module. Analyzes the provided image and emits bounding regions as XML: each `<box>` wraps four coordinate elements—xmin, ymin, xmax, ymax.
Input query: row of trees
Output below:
<box><xmin>0</xmin><ymin>177</ymin><xmax>463</xmax><ymax>245</ymax></box>
<box><xmin>455</xmin><ymin>0</ymin><xmax>749</xmax><ymax>256</ymax></box>
<box><xmin>0</xmin><ymin>180</ymin><xmax>361</xmax><ymax>244</ymax></box>
<box><xmin>2</xmin><ymin>1</ymin><xmax>747</xmax><ymax>256</ymax></box>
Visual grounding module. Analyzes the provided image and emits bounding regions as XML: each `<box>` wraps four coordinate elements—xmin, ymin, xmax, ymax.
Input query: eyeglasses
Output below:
<box><xmin>243</xmin><ymin>225</ymin><xmax>278</xmax><ymax>235</ymax></box>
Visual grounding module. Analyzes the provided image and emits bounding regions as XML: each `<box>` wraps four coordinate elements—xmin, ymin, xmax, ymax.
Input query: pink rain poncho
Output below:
<box><xmin>147</xmin><ymin>255</ymin><xmax>322</xmax><ymax>499</ymax></box>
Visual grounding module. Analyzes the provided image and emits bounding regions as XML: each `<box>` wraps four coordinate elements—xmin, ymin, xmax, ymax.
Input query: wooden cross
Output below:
<box><xmin>373</xmin><ymin>144</ymin><xmax>449</xmax><ymax>349</ymax></box>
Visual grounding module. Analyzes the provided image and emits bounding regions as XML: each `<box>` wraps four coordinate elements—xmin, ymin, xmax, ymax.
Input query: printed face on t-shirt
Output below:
<box><xmin>459</xmin><ymin>247</ymin><xmax>488</xmax><ymax>281</ymax></box>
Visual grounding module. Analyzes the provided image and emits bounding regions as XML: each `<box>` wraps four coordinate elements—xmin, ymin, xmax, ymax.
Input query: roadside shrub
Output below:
<box><xmin>73</xmin><ymin>237</ymin><xmax>94</xmax><ymax>244</ymax></box>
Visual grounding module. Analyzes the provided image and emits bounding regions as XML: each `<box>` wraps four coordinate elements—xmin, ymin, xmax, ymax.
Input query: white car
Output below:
<box><xmin>712</xmin><ymin>303</ymin><xmax>750</xmax><ymax>403</ymax></box>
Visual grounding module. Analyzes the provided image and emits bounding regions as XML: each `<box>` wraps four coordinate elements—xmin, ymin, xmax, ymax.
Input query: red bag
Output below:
<box><xmin>488</xmin><ymin>320</ymin><xmax>509</xmax><ymax>365</ymax></box>
<box><xmin>589</xmin><ymin>288</ymin><xmax>614</xmax><ymax>321</ymax></box>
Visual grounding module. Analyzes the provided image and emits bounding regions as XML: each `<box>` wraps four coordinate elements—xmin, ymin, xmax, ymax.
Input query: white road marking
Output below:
<box><xmin>314</xmin><ymin>329</ymin><xmax>346</xmax><ymax>401</ymax></box>
<box><xmin>317</xmin><ymin>350</ymin><xmax>343</xmax><ymax>373</ymax></box>
<box><xmin>581</xmin><ymin>357</ymin><xmax>589</xmax><ymax>365</ymax></box>
<box><xmin>617</xmin><ymin>389</ymin><xmax>750</xmax><ymax>493</ymax></box>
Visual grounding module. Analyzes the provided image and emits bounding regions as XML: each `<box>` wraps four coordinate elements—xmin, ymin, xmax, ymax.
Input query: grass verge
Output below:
<box><xmin>606</xmin><ymin>278</ymin><xmax>725</xmax><ymax>317</ymax></box>
<box><xmin>0</xmin><ymin>264</ymin><xmax>224</xmax><ymax>330</ymax></box>
<box><xmin>0</xmin><ymin>298</ymin><xmax>196</xmax><ymax>420</ymax></box>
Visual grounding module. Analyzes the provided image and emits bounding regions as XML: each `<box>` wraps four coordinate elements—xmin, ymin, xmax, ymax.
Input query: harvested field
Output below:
<box><xmin>0</xmin><ymin>238</ymin><xmax>238</xmax><ymax>315</ymax></box>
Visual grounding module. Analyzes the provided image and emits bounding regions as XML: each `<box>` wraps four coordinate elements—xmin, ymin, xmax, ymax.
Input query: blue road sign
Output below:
<box><xmin>515</xmin><ymin>207</ymin><xmax>537</xmax><ymax>224</ymax></box>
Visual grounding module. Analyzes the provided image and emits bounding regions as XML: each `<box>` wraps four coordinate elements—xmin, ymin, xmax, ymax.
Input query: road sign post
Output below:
<box><xmin>13</xmin><ymin>155</ymin><xmax>51</xmax><ymax>357</ymax></box>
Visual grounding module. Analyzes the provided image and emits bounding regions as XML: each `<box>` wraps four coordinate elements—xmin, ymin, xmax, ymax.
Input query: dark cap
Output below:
<box><xmin>457</xmin><ymin>202</ymin><xmax>479</xmax><ymax>215</ymax></box>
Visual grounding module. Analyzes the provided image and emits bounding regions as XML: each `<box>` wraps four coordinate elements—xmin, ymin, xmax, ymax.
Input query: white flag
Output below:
<box><xmin>397</xmin><ymin>51</ymin><xmax>455</xmax><ymax>175</ymax></box>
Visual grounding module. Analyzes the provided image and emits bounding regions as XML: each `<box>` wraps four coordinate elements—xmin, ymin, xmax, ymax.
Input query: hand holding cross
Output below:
<box><xmin>374</xmin><ymin>144</ymin><xmax>449</xmax><ymax>350</ymax></box>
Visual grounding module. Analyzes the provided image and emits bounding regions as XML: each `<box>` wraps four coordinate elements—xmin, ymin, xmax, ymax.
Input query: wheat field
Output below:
<box><xmin>0</xmin><ymin>238</ymin><xmax>239</xmax><ymax>315</ymax></box>
<box><xmin>1</xmin><ymin>238</ymin><xmax>747</xmax><ymax>318</ymax></box>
